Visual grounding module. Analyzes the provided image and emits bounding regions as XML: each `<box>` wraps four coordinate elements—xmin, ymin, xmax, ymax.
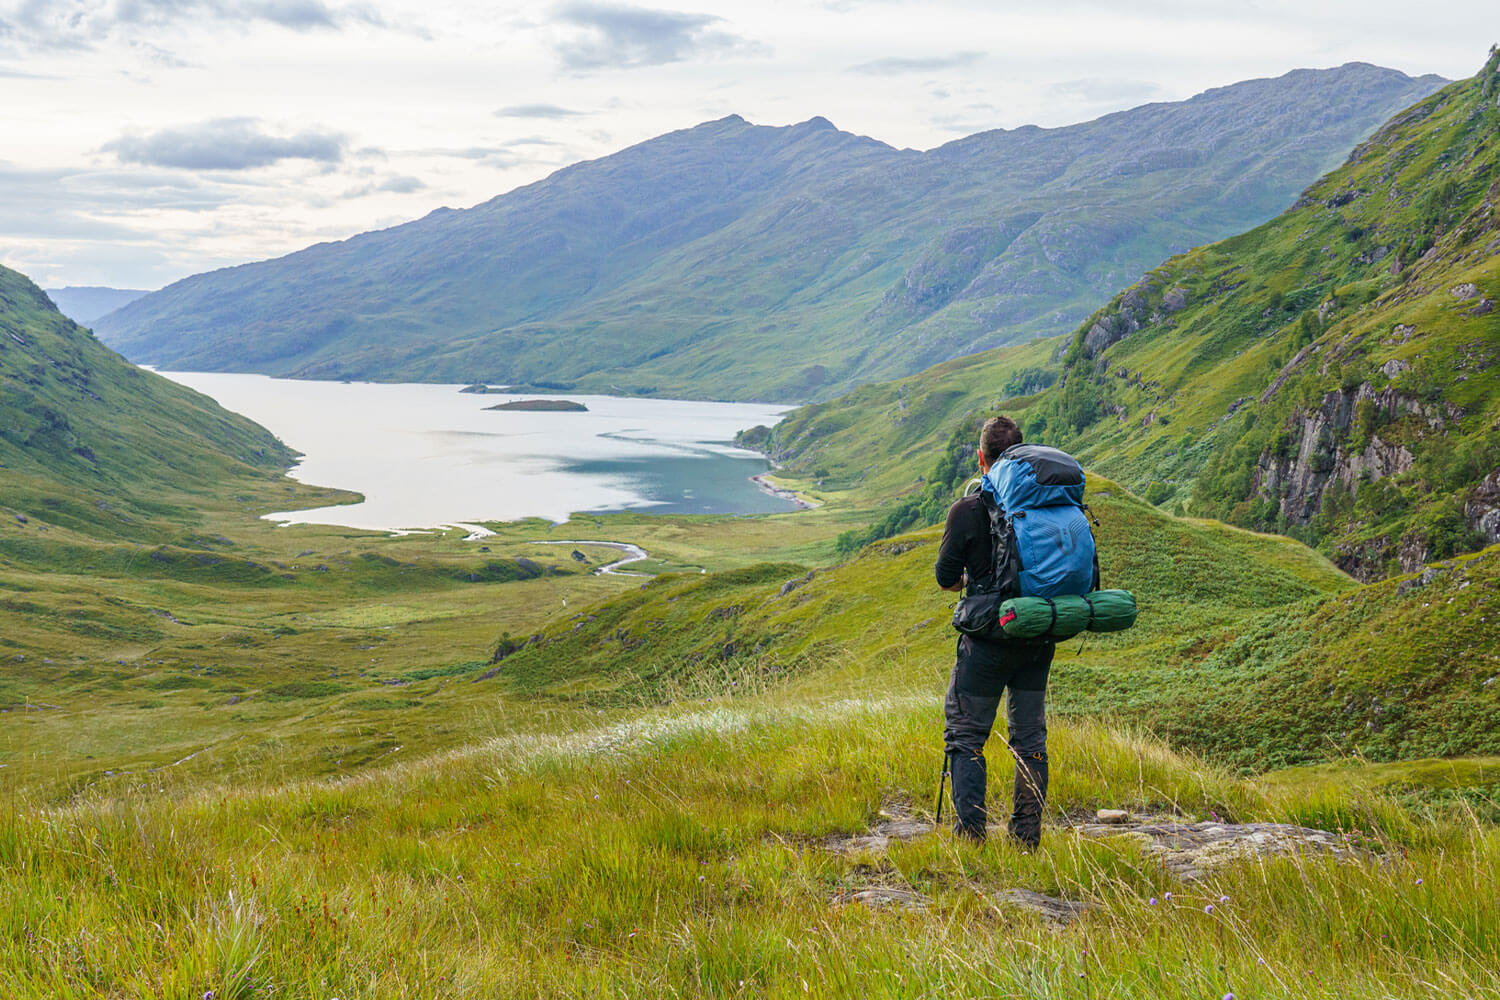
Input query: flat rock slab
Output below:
<box><xmin>994</xmin><ymin>888</ymin><xmax>1088</xmax><ymax>924</ymax></box>
<box><xmin>819</xmin><ymin>805</ymin><xmax>1362</xmax><ymax>888</ymax></box>
<box><xmin>832</xmin><ymin>887</ymin><xmax>930</xmax><ymax>912</ymax></box>
<box><xmin>826</xmin><ymin>805</ymin><xmax>934</xmax><ymax>855</ymax></box>
<box><xmin>1073</xmin><ymin>813</ymin><xmax>1364</xmax><ymax>881</ymax></box>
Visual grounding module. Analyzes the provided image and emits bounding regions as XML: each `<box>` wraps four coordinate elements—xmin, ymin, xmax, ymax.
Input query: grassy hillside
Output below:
<box><xmin>0</xmin><ymin>263</ymin><xmax>310</xmax><ymax>542</ymax></box>
<box><xmin>93</xmin><ymin>65</ymin><xmax>1443</xmax><ymax>402</ymax></box>
<box><xmin>482</xmin><ymin>476</ymin><xmax>1500</xmax><ymax>772</ymax></box>
<box><xmin>6</xmin><ymin>64</ymin><xmax>1499</xmax><ymax>1000</ymax></box>
<box><xmin>9</xmin><ymin>690</ymin><xmax>1500</xmax><ymax>998</ymax></box>
<box><xmin>6</xmin><ymin>478</ymin><xmax>1499</xmax><ymax>997</ymax></box>
<box><xmin>1032</xmin><ymin>47</ymin><xmax>1500</xmax><ymax>582</ymax></box>
<box><xmin>5</xmin><ymin>400</ymin><xmax>1497</xmax><ymax>998</ymax></box>
<box><xmin>756</xmin><ymin>50</ymin><xmax>1500</xmax><ymax>579</ymax></box>
<box><xmin>0</xmin><ymin>502</ymin><xmax>855</xmax><ymax>796</ymax></box>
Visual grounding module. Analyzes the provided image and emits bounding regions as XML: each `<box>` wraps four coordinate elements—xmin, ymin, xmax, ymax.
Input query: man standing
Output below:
<box><xmin>935</xmin><ymin>415</ymin><xmax>1082</xmax><ymax>847</ymax></box>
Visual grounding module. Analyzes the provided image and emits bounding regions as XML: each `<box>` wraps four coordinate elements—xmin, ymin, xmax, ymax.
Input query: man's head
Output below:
<box><xmin>978</xmin><ymin>415</ymin><xmax>1022</xmax><ymax>471</ymax></box>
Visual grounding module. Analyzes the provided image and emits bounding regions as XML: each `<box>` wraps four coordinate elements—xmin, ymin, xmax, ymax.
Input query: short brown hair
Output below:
<box><xmin>980</xmin><ymin>415</ymin><xmax>1022</xmax><ymax>463</ymax></box>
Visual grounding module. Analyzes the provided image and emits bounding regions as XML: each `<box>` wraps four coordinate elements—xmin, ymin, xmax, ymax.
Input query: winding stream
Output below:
<box><xmin>534</xmin><ymin>540</ymin><xmax>652</xmax><ymax>576</ymax></box>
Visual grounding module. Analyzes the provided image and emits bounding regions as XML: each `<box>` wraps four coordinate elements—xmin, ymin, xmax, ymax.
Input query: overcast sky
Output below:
<box><xmin>0</xmin><ymin>0</ymin><xmax>1491</xmax><ymax>290</ymax></box>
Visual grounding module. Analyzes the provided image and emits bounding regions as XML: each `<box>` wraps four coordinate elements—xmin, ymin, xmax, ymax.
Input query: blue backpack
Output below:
<box><xmin>979</xmin><ymin>444</ymin><xmax>1097</xmax><ymax>598</ymax></box>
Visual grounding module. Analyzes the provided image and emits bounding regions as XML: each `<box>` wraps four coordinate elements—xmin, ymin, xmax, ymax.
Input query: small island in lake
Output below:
<box><xmin>484</xmin><ymin>399</ymin><xmax>589</xmax><ymax>412</ymax></box>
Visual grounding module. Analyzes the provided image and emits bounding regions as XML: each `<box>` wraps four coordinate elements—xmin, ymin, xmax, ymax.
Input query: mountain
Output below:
<box><xmin>0</xmin><ymin>263</ymin><xmax>295</xmax><ymax>539</ymax></box>
<box><xmin>752</xmin><ymin>49</ymin><xmax>1500</xmax><ymax>581</ymax></box>
<box><xmin>45</xmin><ymin>286</ymin><xmax>151</xmax><ymax>325</ymax></box>
<box><xmin>94</xmin><ymin>63</ymin><xmax>1446</xmax><ymax>401</ymax></box>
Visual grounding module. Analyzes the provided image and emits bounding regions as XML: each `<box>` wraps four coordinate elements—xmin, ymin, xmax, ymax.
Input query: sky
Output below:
<box><xmin>0</xmin><ymin>0</ymin><xmax>1492</xmax><ymax>291</ymax></box>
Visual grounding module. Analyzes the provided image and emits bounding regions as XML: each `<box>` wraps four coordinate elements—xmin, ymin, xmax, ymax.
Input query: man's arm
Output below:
<box><xmin>934</xmin><ymin>501</ymin><xmax>969</xmax><ymax>592</ymax></box>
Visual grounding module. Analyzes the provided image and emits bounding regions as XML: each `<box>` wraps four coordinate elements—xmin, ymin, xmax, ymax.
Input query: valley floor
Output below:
<box><xmin>4</xmin><ymin>472</ymin><xmax>1498</xmax><ymax>998</ymax></box>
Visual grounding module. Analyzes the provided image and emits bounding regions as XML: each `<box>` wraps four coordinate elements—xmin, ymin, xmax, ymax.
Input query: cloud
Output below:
<box><xmin>0</xmin><ymin>62</ymin><xmax>57</xmax><ymax>78</ymax></box>
<box><xmin>0</xmin><ymin>161</ymin><xmax>240</xmax><ymax>245</ymax></box>
<box><xmin>551</xmin><ymin>2</ymin><xmax>761</xmax><ymax>71</ymax></box>
<box><xmin>1047</xmin><ymin>78</ymin><xmax>1167</xmax><ymax>104</ymax></box>
<box><xmin>339</xmin><ymin>173</ymin><xmax>425</xmax><ymax>198</ymax></box>
<box><xmin>498</xmin><ymin>134</ymin><xmax>568</xmax><ymax>148</ymax></box>
<box><xmin>401</xmin><ymin>145</ymin><xmax>555</xmax><ymax>170</ymax></box>
<box><xmin>495</xmin><ymin>103</ymin><xmax>587</xmax><ymax>119</ymax></box>
<box><xmin>103</xmin><ymin>117</ymin><xmax>347</xmax><ymax>170</ymax></box>
<box><xmin>0</xmin><ymin>0</ymin><xmax>390</xmax><ymax>53</ymax></box>
<box><xmin>849</xmin><ymin>51</ymin><xmax>983</xmax><ymax>75</ymax></box>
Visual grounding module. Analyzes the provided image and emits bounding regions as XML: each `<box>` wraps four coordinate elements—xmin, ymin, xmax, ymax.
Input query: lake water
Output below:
<box><xmin>156</xmin><ymin>372</ymin><xmax>796</xmax><ymax>531</ymax></box>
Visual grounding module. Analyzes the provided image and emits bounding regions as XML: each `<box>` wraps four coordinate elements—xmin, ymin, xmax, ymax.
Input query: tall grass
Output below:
<box><xmin>5</xmin><ymin>687</ymin><xmax>1496</xmax><ymax>998</ymax></box>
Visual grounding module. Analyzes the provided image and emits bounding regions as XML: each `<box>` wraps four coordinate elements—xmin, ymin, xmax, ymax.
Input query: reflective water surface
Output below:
<box><xmin>157</xmin><ymin>371</ymin><xmax>795</xmax><ymax>531</ymax></box>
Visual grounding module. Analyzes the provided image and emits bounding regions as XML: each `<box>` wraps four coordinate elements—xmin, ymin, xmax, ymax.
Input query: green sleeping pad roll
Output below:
<box><xmin>995</xmin><ymin>589</ymin><xmax>1138</xmax><ymax>639</ymax></box>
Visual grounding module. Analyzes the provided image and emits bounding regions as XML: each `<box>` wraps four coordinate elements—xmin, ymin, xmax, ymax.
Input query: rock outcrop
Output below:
<box><xmin>1467</xmin><ymin>470</ymin><xmax>1500</xmax><ymax>545</ymax></box>
<box><xmin>1253</xmin><ymin>382</ymin><xmax>1460</xmax><ymax>527</ymax></box>
<box><xmin>1073</xmin><ymin>813</ymin><xmax>1368</xmax><ymax>883</ymax></box>
<box><xmin>1081</xmin><ymin>287</ymin><xmax>1152</xmax><ymax>358</ymax></box>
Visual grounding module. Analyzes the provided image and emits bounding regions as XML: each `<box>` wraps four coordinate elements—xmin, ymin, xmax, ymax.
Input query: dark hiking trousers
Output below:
<box><xmin>943</xmin><ymin>636</ymin><xmax>1054</xmax><ymax>846</ymax></box>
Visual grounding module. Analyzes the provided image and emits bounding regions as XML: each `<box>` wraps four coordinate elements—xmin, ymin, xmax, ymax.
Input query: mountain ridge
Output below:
<box><xmin>44</xmin><ymin>286</ymin><xmax>150</xmax><ymax>325</ymax></box>
<box><xmin>94</xmin><ymin>63</ymin><xmax>1445</xmax><ymax>401</ymax></box>
<box><xmin>750</xmin><ymin>49</ymin><xmax>1500</xmax><ymax>581</ymax></box>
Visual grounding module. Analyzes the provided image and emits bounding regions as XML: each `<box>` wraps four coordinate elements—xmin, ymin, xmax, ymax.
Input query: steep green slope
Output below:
<box><xmin>1033</xmin><ymin>49</ymin><xmax>1500</xmax><ymax>580</ymax></box>
<box><xmin>757</xmin><ymin>50</ymin><xmax>1500</xmax><ymax>579</ymax></box>
<box><xmin>482</xmin><ymin>477</ymin><xmax>1499</xmax><ymax>771</ymax></box>
<box><xmin>94</xmin><ymin>65</ymin><xmax>1443</xmax><ymax>401</ymax></box>
<box><xmin>0</xmin><ymin>265</ymin><xmax>299</xmax><ymax>541</ymax></box>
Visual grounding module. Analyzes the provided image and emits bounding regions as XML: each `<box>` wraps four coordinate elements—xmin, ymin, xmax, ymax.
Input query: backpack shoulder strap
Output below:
<box><xmin>977</xmin><ymin>491</ymin><xmax>1019</xmax><ymax>598</ymax></box>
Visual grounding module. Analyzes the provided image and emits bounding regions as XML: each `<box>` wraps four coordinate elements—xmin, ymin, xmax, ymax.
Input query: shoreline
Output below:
<box><xmin>750</xmin><ymin>473</ymin><xmax>820</xmax><ymax>510</ymax></box>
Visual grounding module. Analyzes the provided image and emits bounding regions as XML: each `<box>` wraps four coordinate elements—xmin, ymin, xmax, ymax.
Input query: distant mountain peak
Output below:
<box><xmin>44</xmin><ymin>285</ymin><xmax>151</xmax><ymax>326</ymax></box>
<box><xmin>93</xmin><ymin>59</ymin><xmax>1455</xmax><ymax>402</ymax></box>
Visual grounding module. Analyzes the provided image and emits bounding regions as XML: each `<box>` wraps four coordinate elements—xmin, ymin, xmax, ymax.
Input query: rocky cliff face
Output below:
<box><xmin>1250</xmin><ymin>380</ymin><xmax>1478</xmax><ymax>579</ymax></box>
<box><xmin>1466</xmin><ymin>470</ymin><xmax>1500</xmax><ymax>545</ymax></box>
<box><xmin>1256</xmin><ymin>383</ymin><xmax>1455</xmax><ymax>514</ymax></box>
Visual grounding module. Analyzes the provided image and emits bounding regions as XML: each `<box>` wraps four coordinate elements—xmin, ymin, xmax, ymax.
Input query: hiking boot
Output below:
<box><xmin>949</xmin><ymin>751</ymin><xmax>988</xmax><ymax>842</ymax></box>
<box><xmin>1008</xmin><ymin>752</ymin><xmax>1048</xmax><ymax>849</ymax></box>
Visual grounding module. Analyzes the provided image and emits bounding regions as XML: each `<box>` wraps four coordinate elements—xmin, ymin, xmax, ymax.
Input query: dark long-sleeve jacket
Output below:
<box><xmin>935</xmin><ymin>493</ymin><xmax>997</xmax><ymax>592</ymax></box>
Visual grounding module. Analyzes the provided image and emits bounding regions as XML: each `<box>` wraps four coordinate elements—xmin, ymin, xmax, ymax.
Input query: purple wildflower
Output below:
<box><xmin>1205</xmin><ymin>904</ymin><xmax>1215</xmax><ymax>914</ymax></box>
<box><xmin>1219</xmin><ymin>895</ymin><xmax>1230</xmax><ymax>904</ymax></box>
<box><xmin>1148</xmin><ymin>897</ymin><xmax>1158</xmax><ymax>906</ymax></box>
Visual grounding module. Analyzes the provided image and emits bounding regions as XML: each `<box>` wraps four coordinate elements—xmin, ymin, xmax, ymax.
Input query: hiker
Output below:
<box><xmin>934</xmin><ymin>416</ymin><xmax>1097</xmax><ymax>847</ymax></box>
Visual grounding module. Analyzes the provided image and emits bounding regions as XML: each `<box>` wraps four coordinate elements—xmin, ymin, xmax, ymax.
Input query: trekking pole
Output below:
<box><xmin>934</xmin><ymin>751</ymin><xmax>949</xmax><ymax>825</ymax></box>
